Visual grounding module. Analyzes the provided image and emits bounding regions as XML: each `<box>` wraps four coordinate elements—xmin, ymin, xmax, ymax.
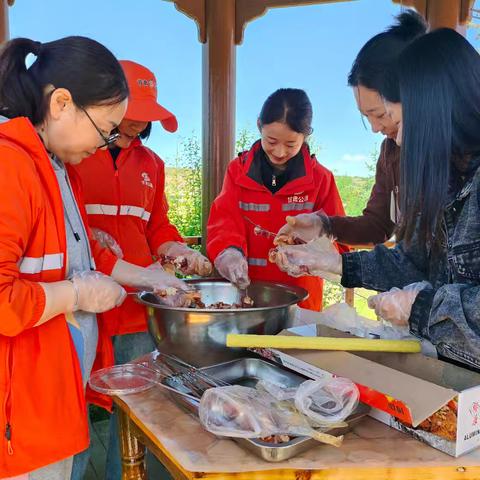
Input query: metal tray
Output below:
<box><xmin>160</xmin><ymin>357</ymin><xmax>370</xmax><ymax>462</ymax></box>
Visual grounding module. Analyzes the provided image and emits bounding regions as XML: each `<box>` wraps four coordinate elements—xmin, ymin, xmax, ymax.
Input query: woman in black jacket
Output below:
<box><xmin>273</xmin><ymin>29</ymin><xmax>480</xmax><ymax>371</ymax></box>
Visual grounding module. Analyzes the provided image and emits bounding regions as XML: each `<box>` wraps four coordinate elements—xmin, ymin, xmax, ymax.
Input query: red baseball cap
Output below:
<box><xmin>120</xmin><ymin>60</ymin><xmax>178</xmax><ymax>132</ymax></box>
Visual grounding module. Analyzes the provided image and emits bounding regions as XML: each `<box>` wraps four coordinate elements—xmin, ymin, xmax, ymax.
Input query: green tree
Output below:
<box><xmin>365</xmin><ymin>142</ymin><xmax>379</xmax><ymax>176</ymax></box>
<box><xmin>235</xmin><ymin>125</ymin><xmax>257</xmax><ymax>153</ymax></box>
<box><xmin>165</xmin><ymin>133</ymin><xmax>202</xmax><ymax>236</ymax></box>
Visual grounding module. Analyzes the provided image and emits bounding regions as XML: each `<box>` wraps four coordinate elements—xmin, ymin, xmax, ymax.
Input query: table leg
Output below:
<box><xmin>117</xmin><ymin>408</ymin><xmax>147</xmax><ymax>480</ymax></box>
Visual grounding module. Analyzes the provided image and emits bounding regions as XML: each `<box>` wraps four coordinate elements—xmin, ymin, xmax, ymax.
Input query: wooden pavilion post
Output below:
<box><xmin>201</xmin><ymin>0</ymin><xmax>236</xmax><ymax>239</ymax></box>
<box><xmin>0</xmin><ymin>0</ymin><xmax>10</xmax><ymax>44</ymax></box>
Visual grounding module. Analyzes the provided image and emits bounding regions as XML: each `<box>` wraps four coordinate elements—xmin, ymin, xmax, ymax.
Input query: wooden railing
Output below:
<box><xmin>184</xmin><ymin>236</ymin><xmax>202</xmax><ymax>246</ymax></box>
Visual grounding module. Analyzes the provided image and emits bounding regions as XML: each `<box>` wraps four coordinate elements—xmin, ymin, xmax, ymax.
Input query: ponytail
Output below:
<box><xmin>0</xmin><ymin>38</ymin><xmax>45</xmax><ymax>123</ymax></box>
<box><xmin>0</xmin><ymin>36</ymin><xmax>128</xmax><ymax>125</ymax></box>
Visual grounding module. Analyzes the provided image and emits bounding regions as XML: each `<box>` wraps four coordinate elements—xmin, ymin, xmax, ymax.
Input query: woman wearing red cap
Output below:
<box><xmin>73</xmin><ymin>60</ymin><xmax>211</xmax><ymax>480</ymax></box>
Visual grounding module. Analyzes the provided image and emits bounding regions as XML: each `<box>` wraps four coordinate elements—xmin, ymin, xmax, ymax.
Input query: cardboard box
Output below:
<box><xmin>252</xmin><ymin>323</ymin><xmax>480</xmax><ymax>457</ymax></box>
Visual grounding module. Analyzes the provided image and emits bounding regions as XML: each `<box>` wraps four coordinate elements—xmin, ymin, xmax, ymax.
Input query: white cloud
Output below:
<box><xmin>341</xmin><ymin>153</ymin><xmax>368</xmax><ymax>163</ymax></box>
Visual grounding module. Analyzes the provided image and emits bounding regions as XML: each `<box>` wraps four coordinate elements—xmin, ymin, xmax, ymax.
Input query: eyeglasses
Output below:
<box><xmin>80</xmin><ymin>107</ymin><xmax>120</xmax><ymax>148</ymax></box>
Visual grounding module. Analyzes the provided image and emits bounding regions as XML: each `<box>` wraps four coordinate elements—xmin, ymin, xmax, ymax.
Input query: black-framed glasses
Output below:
<box><xmin>80</xmin><ymin>107</ymin><xmax>120</xmax><ymax>148</ymax></box>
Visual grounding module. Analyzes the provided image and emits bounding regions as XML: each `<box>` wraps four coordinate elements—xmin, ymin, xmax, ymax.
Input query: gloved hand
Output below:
<box><xmin>367</xmin><ymin>281</ymin><xmax>431</xmax><ymax>326</ymax></box>
<box><xmin>91</xmin><ymin>228</ymin><xmax>124</xmax><ymax>258</ymax></box>
<box><xmin>110</xmin><ymin>259</ymin><xmax>195</xmax><ymax>308</ymax></box>
<box><xmin>138</xmin><ymin>262</ymin><xmax>190</xmax><ymax>292</ymax></box>
<box><xmin>144</xmin><ymin>263</ymin><xmax>196</xmax><ymax>307</ymax></box>
<box><xmin>214</xmin><ymin>248</ymin><xmax>250</xmax><ymax>289</ymax></box>
<box><xmin>274</xmin><ymin>211</ymin><xmax>331</xmax><ymax>246</ymax></box>
<box><xmin>70</xmin><ymin>271</ymin><xmax>126</xmax><ymax>313</ymax></box>
<box><xmin>158</xmin><ymin>241</ymin><xmax>212</xmax><ymax>276</ymax></box>
<box><xmin>271</xmin><ymin>236</ymin><xmax>342</xmax><ymax>283</ymax></box>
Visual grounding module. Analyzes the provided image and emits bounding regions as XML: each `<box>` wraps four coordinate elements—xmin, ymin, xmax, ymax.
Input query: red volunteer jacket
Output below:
<box><xmin>0</xmin><ymin>117</ymin><xmax>117</xmax><ymax>477</ymax></box>
<box><xmin>207</xmin><ymin>141</ymin><xmax>347</xmax><ymax>311</ymax></box>
<box><xmin>75</xmin><ymin>139</ymin><xmax>182</xmax><ymax>410</ymax></box>
<box><xmin>74</xmin><ymin>138</ymin><xmax>183</xmax><ymax>336</ymax></box>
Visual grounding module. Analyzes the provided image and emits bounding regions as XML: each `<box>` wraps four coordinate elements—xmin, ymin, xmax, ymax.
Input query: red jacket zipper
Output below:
<box><xmin>113</xmin><ymin>153</ymin><xmax>122</xmax><ymax>245</ymax></box>
<box><xmin>4</xmin><ymin>339</ymin><xmax>13</xmax><ymax>455</ymax></box>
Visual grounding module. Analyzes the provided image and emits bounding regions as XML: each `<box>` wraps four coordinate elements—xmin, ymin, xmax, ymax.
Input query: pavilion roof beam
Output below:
<box><xmin>171</xmin><ymin>0</ymin><xmax>206</xmax><ymax>43</ymax></box>
<box><xmin>169</xmin><ymin>0</ymin><xmax>356</xmax><ymax>46</ymax></box>
<box><xmin>392</xmin><ymin>0</ymin><xmax>474</xmax><ymax>32</ymax></box>
<box><xmin>235</xmin><ymin>0</ymin><xmax>355</xmax><ymax>44</ymax></box>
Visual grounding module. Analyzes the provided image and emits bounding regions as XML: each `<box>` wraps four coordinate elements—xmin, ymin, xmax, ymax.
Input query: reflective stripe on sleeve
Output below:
<box><xmin>85</xmin><ymin>204</ymin><xmax>118</xmax><ymax>215</ymax></box>
<box><xmin>18</xmin><ymin>253</ymin><xmax>64</xmax><ymax>274</ymax></box>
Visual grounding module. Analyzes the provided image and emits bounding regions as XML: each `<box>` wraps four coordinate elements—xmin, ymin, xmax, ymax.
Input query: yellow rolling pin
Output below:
<box><xmin>226</xmin><ymin>334</ymin><xmax>421</xmax><ymax>353</ymax></box>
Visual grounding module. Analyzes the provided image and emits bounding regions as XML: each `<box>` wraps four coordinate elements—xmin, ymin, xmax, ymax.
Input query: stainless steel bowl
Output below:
<box><xmin>138</xmin><ymin>279</ymin><xmax>308</xmax><ymax>367</ymax></box>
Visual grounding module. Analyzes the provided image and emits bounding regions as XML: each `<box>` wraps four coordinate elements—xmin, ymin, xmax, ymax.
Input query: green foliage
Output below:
<box><xmin>235</xmin><ymin>126</ymin><xmax>257</xmax><ymax>153</ymax></box>
<box><xmin>365</xmin><ymin>142</ymin><xmax>379</xmax><ymax>176</ymax></box>
<box><xmin>335</xmin><ymin>176</ymin><xmax>375</xmax><ymax>217</ymax></box>
<box><xmin>322</xmin><ymin>281</ymin><xmax>344</xmax><ymax>307</ymax></box>
<box><xmin>164</xmin><ymin>134</ymin><xmax>202</xmax><ymax>236</ymax></box>
<box><xmin>322</xmin><ymin>173</ymin><xmax>375</xmax><ymax>308</ymax></box>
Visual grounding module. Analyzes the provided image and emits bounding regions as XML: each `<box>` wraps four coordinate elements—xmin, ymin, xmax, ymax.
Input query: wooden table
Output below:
<box><xmin>114</xmin><ymin>386</ymin><xmax>480</xmax><ymax>480</ymax></box>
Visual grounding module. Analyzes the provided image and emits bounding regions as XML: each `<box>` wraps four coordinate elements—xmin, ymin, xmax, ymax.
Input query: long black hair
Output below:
<box><xmin>380</xmin><ymin>29</ymin><xmax>480</xmax><ymax>246</ymax></box>
<box><xmin>259</xmin><ymin>88</ymin><xmax>313</xmax><ymax>136</ymax></box>
<box><xmin>348</xmin><ymin>10</ymin><xmax>427</xmax><ymax>91</ymax></box>
<box><xmin>0</xmin><ymin>36</ymin><xmax>129</xmax><ymax>125</ymax></box>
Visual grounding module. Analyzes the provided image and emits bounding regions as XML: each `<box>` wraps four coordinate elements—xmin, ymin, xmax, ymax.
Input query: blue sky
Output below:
<box><xmin>9</xmin><ymin>0</ymin><xmax>480</xmax><ymax>176</ymax></box>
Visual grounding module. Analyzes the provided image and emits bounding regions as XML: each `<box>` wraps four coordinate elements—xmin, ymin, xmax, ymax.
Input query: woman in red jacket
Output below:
<box><xmin>207</xmin><ymin>88</ymin><xmax>346</xmax><ymax>311</ymax></box>
<box><xmin>74</xmin><ymin>60</ymin><xmax>212</xmax><ymax>480</ymax></box>
<box><xmin>0</xmin><ymin>38</ymin><xmax>190</xmax><ymax>480</ymax></box>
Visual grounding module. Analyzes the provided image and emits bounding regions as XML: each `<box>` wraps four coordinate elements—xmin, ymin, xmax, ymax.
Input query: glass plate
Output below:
<box><xmin>88</xmin><ymin>364</ymin><xmax>160</xmax><ymax>395</ymax></box>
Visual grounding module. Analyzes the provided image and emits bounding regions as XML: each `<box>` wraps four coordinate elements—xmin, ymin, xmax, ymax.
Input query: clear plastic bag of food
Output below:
<box><xmin>199</xmin><ymin>385</ymin><xmax>277</xmax><ymax>438</ymax></box>
<box><xmin>294</xmin><ymin>377</ymin><xmax>359</xmax><ymax>426</ymax></box>
<box><xmin>256</xmin><ymin>377</ymin><xmax>358</xmax><ymax>426</ymax></box>
<box><xmin>255</xmin><ymin>379</ymin><xmax>297</xmax><ymax>401</ymax></box>
<box><xmin>199</xmin><ymin>385</ymin><xmax>343</xmax><ymax>447</ymax></box>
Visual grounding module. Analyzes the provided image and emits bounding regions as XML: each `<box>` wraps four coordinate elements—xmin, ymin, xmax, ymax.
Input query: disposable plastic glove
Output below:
<box><xmin>271</xmin><ymin>236</ymin><xmax>342</xmax><ymax>283</ymax></box>
<box><xmin>274</xmin><ymin>211</ymin><xmax>330</xmax><ymax>246</ymax></box>
<box><xmin>158</xmin><ymin>241</ymin><xmax>212</xmax><ymax>276</ymax></box>
<box><xmin>367</xmin><ymin>281</ymin><xmax>431</xmax><ymax>326</ymax></box>
<box><xmin>70</xmin><ymin>271</ymin><xmax>126</xmax><ymax>313</ymax></box>
<box><xmin>214</xmin><ymin>248</ymin><xmax>250</xmax><ymax>289</ymax></box>
<box><xmin>143</xmin><ymin>262</ymin><xmax>197</xmax><ymax>307</ymax></box>
<box><xmin>91</xmin><ymin>228</ymin><xmax>124</xmax><ymax>258</ymax></box>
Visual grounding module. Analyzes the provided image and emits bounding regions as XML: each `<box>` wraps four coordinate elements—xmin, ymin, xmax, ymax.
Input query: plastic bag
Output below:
<box><xmin>199</xmin><ymin>384</ymin><xmax>346</xmax><ymax>447</ymax></box>
<box><xmin>199</xmin><ymin>385</ymin><xmax>278</xmax><ymax>438</ymax></box>
<box><xmin>293</xmin><ymin>302</ymin><xmax>437</xmax><ymax>357</ymax></box>
<box><xmin>256</xmin><ymin>379</ymin><xmax>297</xmax><ymax>401</ymax></box>
<box><xmin>294</xmin><ymin>377</ymin><xmax>359</xmax><ymax>426</ymax></box>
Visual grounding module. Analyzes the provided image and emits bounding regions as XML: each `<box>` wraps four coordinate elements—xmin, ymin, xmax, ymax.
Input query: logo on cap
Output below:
<box><xmin>137</xmin><ymin>79</ymin><xmax>156</xmax><ymax>88</ymax></box>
